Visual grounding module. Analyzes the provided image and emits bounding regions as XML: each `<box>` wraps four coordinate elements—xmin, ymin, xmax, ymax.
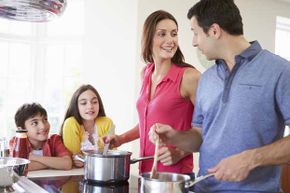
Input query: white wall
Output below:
<box><xmin>236</xmin><ymin>0</ymin><xmax>290</xmax><ymax>52</ymax></box>
<box><xmin>82</xmin><ymin>0</ymin><xmax>138</xmax><ymax>153</ymax></box>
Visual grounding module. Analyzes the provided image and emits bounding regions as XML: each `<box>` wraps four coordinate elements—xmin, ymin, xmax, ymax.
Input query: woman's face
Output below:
<box><xmin>152</xmin><ymin>19</ymin><xmax>178</xmax><ymax>62</ymax></box>
<box><xmin>77</xmin><ymin>89</ymin><xmax>100</xmax><ymax>121</ymax></box>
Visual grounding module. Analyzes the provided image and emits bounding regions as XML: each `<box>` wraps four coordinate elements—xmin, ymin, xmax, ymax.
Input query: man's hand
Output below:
<box><xmin>149</xmin><ymin>123</ymin><xmax>177</xmax><ymax>146</ymax></box>
<box><xmin>208</xmin><ymin>150</ymin><xmax>256</xmax><ymax>182</ymax></box>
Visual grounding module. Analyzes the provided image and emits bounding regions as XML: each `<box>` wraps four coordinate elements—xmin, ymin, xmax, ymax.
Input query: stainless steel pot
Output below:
<box><xmin>76</xmin><ymin>150</ymin><xmax>153</xmax><ymax>184</ymax></box>
<box><xmin>140</xmin><ymin>172</ymin><xmax>191</xmax><ymax>193</ymax></box>
<box><xmin>140</xmin><ymin>172</ymin><xmax>214</xmax><ymax>193</ymax></box>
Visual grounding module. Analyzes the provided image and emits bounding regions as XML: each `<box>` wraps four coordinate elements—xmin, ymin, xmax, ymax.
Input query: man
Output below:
<box><xmin>149</xmin><ymin>0</ymin><xmax>290</xmax><ymax>192</ymax></box>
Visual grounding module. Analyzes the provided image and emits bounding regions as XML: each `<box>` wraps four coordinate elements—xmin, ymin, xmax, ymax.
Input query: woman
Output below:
<box><xmin>61</xmin><ymin>84</ymin><xmax>114</xmax><ymax>167</ymax></box>
<box><xmin>104</xmin><ymin>10</ymin><xmax>200</xmax><ymax>174</ymax></box>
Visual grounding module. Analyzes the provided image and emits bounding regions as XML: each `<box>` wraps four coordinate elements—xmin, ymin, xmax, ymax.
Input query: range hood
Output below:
<box><xmin>0</xmin><ymin>0</ymin><xmax>66</xmax><ymax>22</ymax></box>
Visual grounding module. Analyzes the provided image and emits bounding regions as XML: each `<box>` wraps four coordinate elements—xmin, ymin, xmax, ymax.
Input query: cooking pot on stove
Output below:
<box><xmin>140</xmin><ymin>172</ymin><xmax>214</xmax><ymax>193</ymax></box>
<box><xmin>75</xmin><ymin>150</ymin><xmax>153</xmax><ymax>184</ymax></box>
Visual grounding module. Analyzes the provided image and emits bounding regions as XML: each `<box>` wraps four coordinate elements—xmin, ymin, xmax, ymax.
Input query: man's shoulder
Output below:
<box><xmin>259</xmin><ymin>50</ymin><xmax>290</xmax><ymax>67</ymax></box>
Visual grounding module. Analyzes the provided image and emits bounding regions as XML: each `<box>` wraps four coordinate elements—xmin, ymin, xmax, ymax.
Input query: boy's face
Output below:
<box><xmin>25</xmin><ymin>113</ymin><xmax>50</xmax><ymax>146</ymax></box>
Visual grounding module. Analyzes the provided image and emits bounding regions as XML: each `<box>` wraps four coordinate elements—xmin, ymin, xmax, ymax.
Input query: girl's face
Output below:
<box><xmin>78</xmin><ymin>89</ymin><xmax>100</xmax><ymax>121</ymax></box>
<box><xmin>152</xmin><ymin>19</ymin><xmax>178</xmax><ymax>62</ymax></box>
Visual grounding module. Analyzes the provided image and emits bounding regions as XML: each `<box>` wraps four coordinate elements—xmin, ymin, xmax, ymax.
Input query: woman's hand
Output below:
<box><xmin>158</xmin><ymin>147</ymin><xmax>187</xmax><ymax>166</ymax></box>
<box><xmin>102</xmin><ymin>135</ymin><xmax>122</xmax><ymax>149</ymax></box>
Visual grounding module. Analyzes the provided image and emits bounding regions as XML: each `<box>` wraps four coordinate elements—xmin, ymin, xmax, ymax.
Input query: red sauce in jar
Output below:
<box><xmin>12</xmin><ymin>129</ymin><xmax>29</xmax><ymax>159</ymax></box>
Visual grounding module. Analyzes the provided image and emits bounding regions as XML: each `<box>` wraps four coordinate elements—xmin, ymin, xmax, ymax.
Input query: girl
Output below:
<box><xmin>61</xmin><ymin>84</ymin><xmax>114</xmax><ymax>167</ymax></box>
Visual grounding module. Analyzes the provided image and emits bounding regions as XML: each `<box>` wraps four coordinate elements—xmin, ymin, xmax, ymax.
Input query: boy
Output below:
<box><xmin>11</xmin><ymin>103</ymin><xmax>72</xmax><ymax>171</ymax></box>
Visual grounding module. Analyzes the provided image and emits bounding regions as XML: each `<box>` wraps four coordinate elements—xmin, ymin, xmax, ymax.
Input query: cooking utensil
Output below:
<box><xmin>102</xmin><ymin>124</ymin><xmax>114</xmax><ymax>155</ymax></box>
<box><xmin>103</xmin><ymin>143</ymin><xmax>109</xmax><ymax>155</ymax></box>
<box><xmin>140</xmin><ymin>172</ymin><xmax>214</xmax><ymax>193</ymax></box>
<box><xmin>150</xmin><ymin>125</ymin><xmax>159</xmax><ymax>179</ymax></box>
<box><xmin>75</xmin><ymin>150</ymin><xmax>153</xmax><ymax>184</ymax></box>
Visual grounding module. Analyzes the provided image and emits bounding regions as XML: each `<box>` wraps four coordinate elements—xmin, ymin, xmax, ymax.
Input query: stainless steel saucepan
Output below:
<box><xmin>140</xmin><ymin>172</ymin><xmax>214</xmax><ymax>193</ymax></box>
<box><xmin>75</xmin><ymin>149</ymin><xmax>153</xmax><ymax>184</ymax></box>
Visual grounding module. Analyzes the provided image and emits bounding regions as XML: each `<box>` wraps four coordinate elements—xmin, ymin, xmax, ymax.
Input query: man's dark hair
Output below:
<box><xmin>187</xmin><ymin>0</ymin><xmax>243</xmax><ymax>35</ymax></box>
<box><xmin>15</xmin><ymin>103</ymin><xmax>47</xmax><ymax>129</ymax></box>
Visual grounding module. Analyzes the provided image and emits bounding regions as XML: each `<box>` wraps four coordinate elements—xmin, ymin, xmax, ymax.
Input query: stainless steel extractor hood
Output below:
<box><xmin>0</xmin><ymin>0</ymin><xmax>66</xmax><ymax>22</ymax></box>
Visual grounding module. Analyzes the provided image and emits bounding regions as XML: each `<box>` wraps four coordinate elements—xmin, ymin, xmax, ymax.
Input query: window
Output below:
<box><xmin>275</xmin><ymin>16</ymin><xmax>290</xmax><ymax>60</ymax></box>
<box><xmin>275</xmin><ymin>16</ymin><xmax>290</xmax><ymax>136</ymax></box>
<box><xmin>0</xmin><ymin>0</ymin><xmax>84</xmax><ymax>138</ymax></box>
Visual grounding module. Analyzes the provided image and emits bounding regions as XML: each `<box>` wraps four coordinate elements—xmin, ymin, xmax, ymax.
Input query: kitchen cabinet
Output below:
<box><xmin>281</xmin><ymin>164</ymin><xmax>290</xmax><ymax>193</ymax></box>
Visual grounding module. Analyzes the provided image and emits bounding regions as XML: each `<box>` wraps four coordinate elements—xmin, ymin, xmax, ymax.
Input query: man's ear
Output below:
<box><xmin>209</xmin><ymin>23</ymin><xmax>222</xmax><ymax>38</ymax></box>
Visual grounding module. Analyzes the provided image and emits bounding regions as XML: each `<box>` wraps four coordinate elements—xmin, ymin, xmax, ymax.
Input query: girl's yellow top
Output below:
<box><xmin>62</xmin><ymin>116</ymin><xmax>114</xmax><ymax>154</ymax></box>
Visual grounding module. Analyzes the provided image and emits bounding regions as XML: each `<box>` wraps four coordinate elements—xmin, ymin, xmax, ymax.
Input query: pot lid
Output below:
<box><xmin>0</xmin><ymin>0</ymin><xmax>66</xmax><ymax>22</ymax></box>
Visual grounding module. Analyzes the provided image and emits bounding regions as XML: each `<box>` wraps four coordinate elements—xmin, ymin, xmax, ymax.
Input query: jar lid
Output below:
<box><xmin>16</xmin><ymin>129</ymin><xmax>28</xmax><ymax>133</ymax></box>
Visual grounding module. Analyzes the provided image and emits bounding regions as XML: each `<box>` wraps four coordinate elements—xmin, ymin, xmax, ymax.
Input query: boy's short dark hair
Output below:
<box><xmin>187</xmin><ymin>0</ymin><xmax>243</xmax><ymax>35</ymax></box>
<box><xmin>15</xmin><ymin>103</ymin><xmax>47</xmax><ymax>129</ymax></box>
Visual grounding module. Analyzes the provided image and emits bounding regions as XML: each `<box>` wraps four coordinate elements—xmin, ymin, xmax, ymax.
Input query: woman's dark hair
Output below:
<box><xmin>60</xmin><ymin>84</ymin><xmax>106</xmax><ymax>135</ymax></box>
<box><xmin>15</xmin><ymin>103</ymin><xmax>47</xmax><ymax>129</ymax></box>
<box><xmin>187</xmin><ymin>0</ymin><xmax>243</xmax><ymax>35</ymax></box>
<box><xmin>142</xmin><ymin>10</ymin><xmax>192</xmax><ymax>68</ymax></box>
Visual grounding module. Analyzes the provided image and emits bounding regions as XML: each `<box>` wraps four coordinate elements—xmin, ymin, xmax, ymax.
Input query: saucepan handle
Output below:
<box><xmin>185</xmin><ymin>173</ymin><xmax>215</xmax><ymax>188</ymax></box>
<box><xmin>74</xmin><ymin>154</ymin><xmax>85</xmax><ymax>163</ymax></box>
<box><xmin>130</xmin><ymin>156</ymin><xmax>154</xmax><ymax>164</ymax></box>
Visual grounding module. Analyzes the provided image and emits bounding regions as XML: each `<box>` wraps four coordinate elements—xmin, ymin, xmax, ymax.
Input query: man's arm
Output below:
<box><xmin>151</xmin><ymin>124</ymin><xmax>202</xmax><ymax>153</ymax></box>
<box><xmin>209</xmin><ymin>126</ymin><xmax>290</xmax><ymax>182</ymax></box>
<box><xmin>170</xmin><ymin>127</ymin><xmax>202</xmax><ymax>152</ymax></box>
<box><xmin>251</xmin><ymin>129</ymin><xmax>290</xmax><ymax>166</ymax></box>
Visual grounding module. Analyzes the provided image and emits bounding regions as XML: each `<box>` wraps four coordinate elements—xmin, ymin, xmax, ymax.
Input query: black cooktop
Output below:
<box><xmin>30</xmin><ymin>175</ymin><xmax>139</xmax><ymax>193</ymax></box>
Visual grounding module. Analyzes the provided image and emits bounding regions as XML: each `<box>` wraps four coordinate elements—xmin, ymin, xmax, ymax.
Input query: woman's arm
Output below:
<box><xmin>103</xmin><ymin>124</ymin><xmax>140</xmax><ymax>148</ymax></box>
<box><xmin>180</xmin><ymin>67</ymin><xmax>200</xmax><ymax>104</ymax></box>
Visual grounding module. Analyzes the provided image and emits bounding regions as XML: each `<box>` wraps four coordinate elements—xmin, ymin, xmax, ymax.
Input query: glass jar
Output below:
<box><xmin>12</xmin><ymin>128</ymin><xmax>30</xmax><ymax>176</ymax></box>
<box><xmin>12</xmin><ymin>129</ymin><xmax>29</xmax><ymax>159</ymax></box>
<box><xmin>0</xmin><ymin>137</ymin><xmax>10</xmax><ymax>157</ymax></box>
